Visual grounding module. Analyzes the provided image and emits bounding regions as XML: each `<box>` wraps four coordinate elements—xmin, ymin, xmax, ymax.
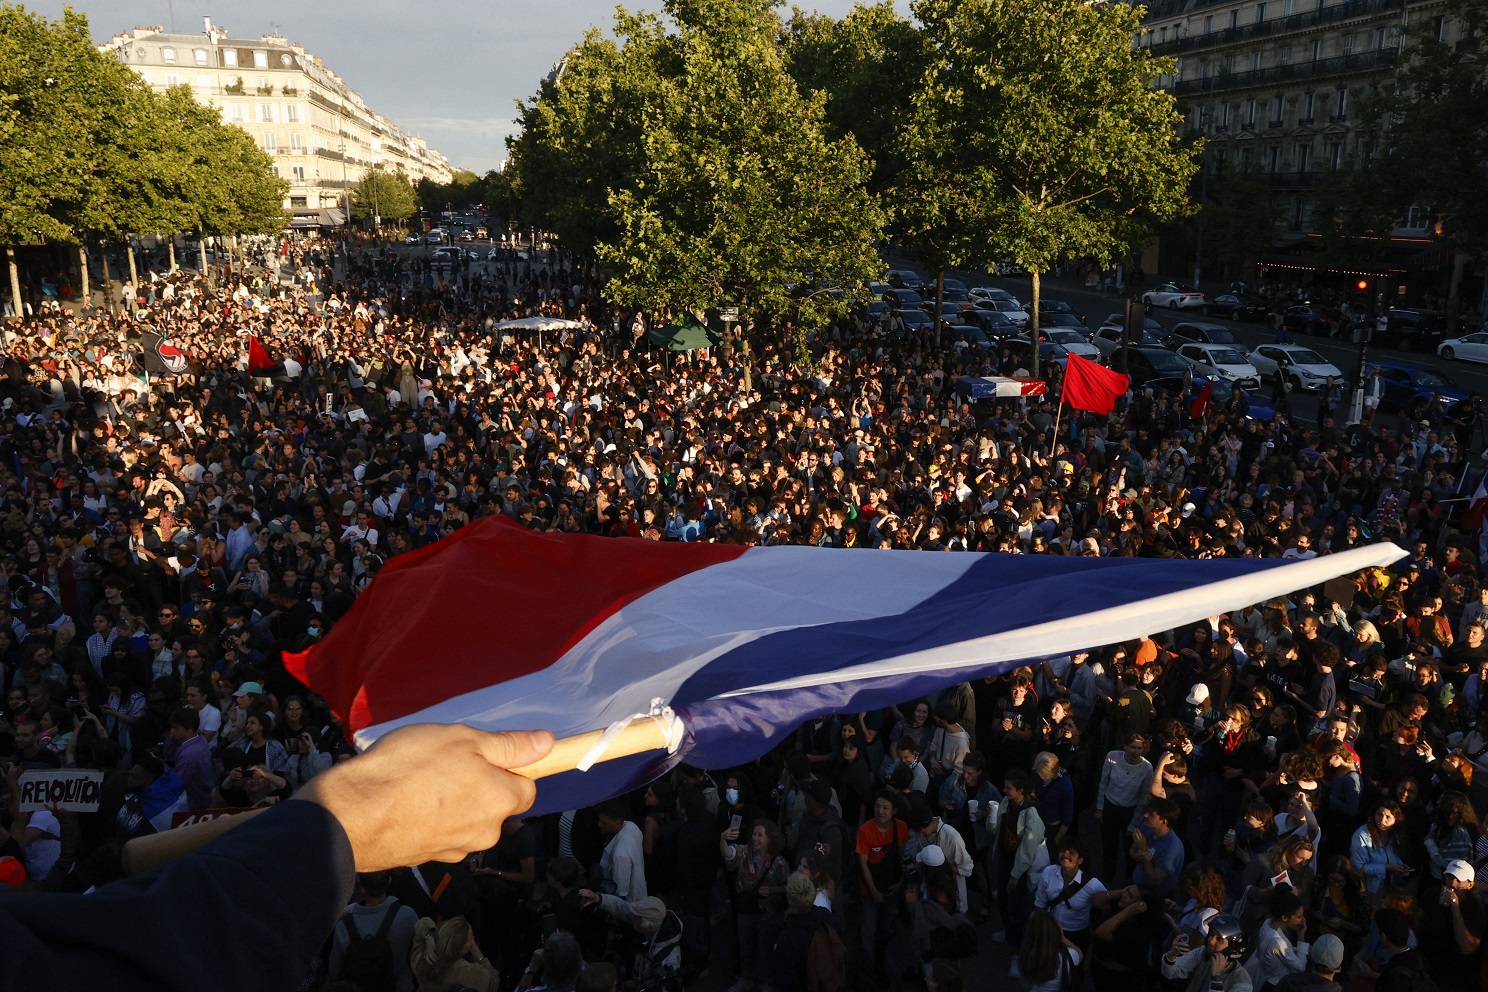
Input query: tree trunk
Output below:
<box><xmin>740</xmin><ymin>320</ymin><xmax>754</xmax><ymax>394</ymax></box>
<box><xmin>100</xmin><ymin>245</ymin><xmax>115</xmax><ymax>314</ymax></box>
<box><xmin>1445</xmin><ymin>250</ymin><xmax>1469</xmax><ymax>336</ymax></box>
<box><xmin>167</xmin><ymin>238</ymin><xmax>176</xmax><ymax>273</ymax></box>
<box><xmin>78</xmin><ymin>245</ymin><xmax>90</xmax><ymax>306</ymax></box>
<box><xmin>1028</xmin><ymin>269</ymin><xmax>1043</xmax><ymax>375</ymax></box>
<box><xmin>935</xmin><ymin>270</ymin><xmax>946</xmax><ymax>351</ymax></box>
<box><xmin>126</xmin><ymin>237</ymin><xmax>139</xmax><ymax>292</ymax></box>
<box><xmin>6</xmin><ymin>247</ymin><xmax>22</xmax><ymax>329</ymax></box>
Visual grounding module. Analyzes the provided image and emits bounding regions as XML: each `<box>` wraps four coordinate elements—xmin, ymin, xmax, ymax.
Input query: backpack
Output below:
<box><xmin>338</xmin><ymin>902</ymin><xmax>400</xmax><ymax>992</ymax></box>
<box><xmin>805</xmin><ymin>922</ymin><xmax>847</xmax><ymax>992</ymax></box>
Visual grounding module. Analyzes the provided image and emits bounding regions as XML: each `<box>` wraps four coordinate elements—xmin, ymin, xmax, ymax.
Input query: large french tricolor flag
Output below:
<box><xmin>286</xmin><ymin>517</ymin><xmax>1402</xmax><ymax>815</ymax></box>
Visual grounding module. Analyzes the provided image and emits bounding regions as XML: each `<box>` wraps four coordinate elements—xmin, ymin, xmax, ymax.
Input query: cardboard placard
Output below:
<box><xmin>169</xmin><ymin>807</ymin><xmax>259</xmax><ymax>829</ymax></box>
<box><xmin>17</xmin><ymin>769</ymin><xmax>104</xmax><ymax>812</ymax></box>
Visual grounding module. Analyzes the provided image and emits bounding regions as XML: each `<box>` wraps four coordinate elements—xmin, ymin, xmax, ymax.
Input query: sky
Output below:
<box><xmin>33</xmin><ymin>0</ymin><xmax>899</xmax><ymax>176</ymax></box>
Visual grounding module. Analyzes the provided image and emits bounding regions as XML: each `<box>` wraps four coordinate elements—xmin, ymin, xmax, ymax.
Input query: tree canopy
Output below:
<box><xmin>892</xmin><ymin>0</ymin><xmax>1198</xmax><ymax>344</ymax></box>
<box><xmin>512</xmin><ymin>0</ymin><xmax>884</xmax><ymax>333</ymax></box>
<box><xmin>352</xmin><ymin>166</ymin><xmax>417</xmax><ymax>224</ymax></box>
<box><xmin>0</xmin><ymin>4</ymin><xmax>287</xmax><ymax>250</ymax></box>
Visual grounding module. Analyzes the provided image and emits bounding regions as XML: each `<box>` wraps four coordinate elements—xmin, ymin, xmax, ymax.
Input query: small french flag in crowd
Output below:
<box><xmin>287</xmin><ymin>517</ymin><xmax>1402</xmax><ymax>815</ymax></box>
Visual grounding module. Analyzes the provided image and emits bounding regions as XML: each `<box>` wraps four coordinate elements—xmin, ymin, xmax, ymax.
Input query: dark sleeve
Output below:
<box><xmin>0</xmin><ymin>798</ymin><xmax>356</xmax><ymax>992</ymax></box>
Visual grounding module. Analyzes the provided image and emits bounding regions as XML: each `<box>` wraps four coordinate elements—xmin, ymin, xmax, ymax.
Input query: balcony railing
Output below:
<box><xmin>1171</xmin><ymin>48</ymin><xmax>1399</xmax><ymax>96</ymax></box>
<box><xmin>1149</xmin><ymin>0</ymin><xmax>1404</xmax><ymax>55</ymax></box>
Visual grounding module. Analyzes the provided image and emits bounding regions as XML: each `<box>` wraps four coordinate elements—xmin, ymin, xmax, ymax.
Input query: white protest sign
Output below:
<box><xmin>17</xmin><ymin>768</ymin><xmax>105</xmax><ymax>812</ymax></box>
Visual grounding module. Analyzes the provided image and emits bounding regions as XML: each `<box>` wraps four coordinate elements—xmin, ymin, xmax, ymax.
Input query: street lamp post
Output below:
<box><xmin>1348</xmin><ymin>275</ymin><xmax>1375</xmax><ymax>426</ymax></box>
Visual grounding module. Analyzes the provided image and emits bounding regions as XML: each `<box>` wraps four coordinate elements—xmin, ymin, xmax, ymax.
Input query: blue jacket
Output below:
<box><xmin>0</xmin><ymin>799</ymin><xmax>355</xmax><ymax>992</ymax></box>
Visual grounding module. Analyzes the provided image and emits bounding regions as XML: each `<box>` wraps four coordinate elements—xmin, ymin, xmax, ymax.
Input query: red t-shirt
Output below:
<box><xmin>855</xmin><ymin>817</ymin><xmax>909</xmax><ymax>865</ymax></box>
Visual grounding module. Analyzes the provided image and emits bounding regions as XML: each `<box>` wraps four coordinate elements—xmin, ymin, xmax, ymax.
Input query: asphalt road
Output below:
<box><xmin>889</xmin><ymin>258</ymin><xmax>1488</xmax><ymax>408</ymax></box>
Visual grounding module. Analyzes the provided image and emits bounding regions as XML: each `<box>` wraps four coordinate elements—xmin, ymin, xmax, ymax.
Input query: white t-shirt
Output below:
<box><xmin>198</xmin><ymin>703</ymin><xmax>223</xmax><ymax>737</ymax></box>
<box><xmin>24</xmin><ymin>810</ymin><xmax>62</xmax><ymax>882</ymax></box>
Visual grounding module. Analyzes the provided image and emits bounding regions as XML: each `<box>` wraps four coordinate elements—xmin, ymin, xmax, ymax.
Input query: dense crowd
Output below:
<box><xmin>0</xmin><ymin>239</ymin><xmax>1486</xmax><ymax>992</ymax></box>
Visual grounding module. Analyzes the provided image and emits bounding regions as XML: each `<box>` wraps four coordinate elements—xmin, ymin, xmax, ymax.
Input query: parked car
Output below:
<box><xmin>1106</xmin><ymin>345</ymin><xmax>1192</xmax><ymax>386</ymax></box>
<box><xmin>1041</xmin><ymin>312</ymin><xmax>1089</xmax><ymax>331</ymax></box>
<box><xmin>1145</xmin><ymin>375</ymin><xmax>1277</xmax><ymax>421</ymax></box>
<box><xmin>1041</xmin><ymin>328</ymin><xmax>1100</xmax><ymax>360</ymax></box>
<box><xmin>1092</xmin><ymin>317</ymin><xmax>1167</xmax><ymax>358</ymax></box>
<box><xmin>1173</xmin><ymin>342</ymin><xmax>1261</xmax><ymax>390</ymax></box>
<box><xmin>1142</xmin><ymin>282</ymin><xmax>1206</xmax><ymax>310</ymax></box>
<box><xmin>957</xmin><ymin>308</ymin><xmax>1022</xmax><ymax>338</ymax></box>
<box><xmin>1004</xmin><ymin>339</ymin><xmax>1071</xmax><ymax>372</ymax></box>
<box><xmin>894</xmin><ymin>307</ymin><xmax>935</xmax><ymax>332</ymax></box>
<box><xmin>969</xmin><ymin>287</ymin><xmax>1020</xmax><ymax>308</ymax></box>
<box><xmin>1377</xmin><ymin>308</ymin><xmax>1447</xmax><ymax>352</ymax></box>
<box><xmin>1438</xmin><ymin>330</ymin><xmax>1488</xmax><ymax>365</ymax></box>
<box><xmin>1039</xmin><ymin>299</ymin><xmax>1086</xmax><ymax>324</ymax></box>
<box><xmin>1167</xmin><ymin>321</ymin><xmax>1239</xmax><ymax>348</ymax></box>
<box><xmin>989</xmin><ymin>299</ymin><xmax>1031</xmax><ymax>328</ymax></box>
<box><xmin>1368</xmin><ymin>361</ymin><xmax>1471</xmax><ymax>423</ymax></box>
<box><xmin>922</xmin><ymin>301</ymin><xmax>963</xmax><ymax>323</ymax></box>
<box><xmin>886</xmin><ymin>269</ymin><xmax>925</xmax><ymax>290</ymax></box>
<box><xmin>884</xmin><ymin>287</ymin><xmax>924</xmax><ymax>308</ymax></box>
<box><xmin>1202</xmin><ymin>293</ymin><xmax>1270</xmax><ymax>321</ymax></box>
<box><xmin>1247</xmin><ymin>344</ymin><xmax>1344</xmax><ymax>391</ymax></box>
<box><xmin>952</xmin><ymin>326</ymin><xmax>1000</xmax><ymax>350</ymax></box>
<box><xmin>1278</xmin><ymin>303</ymin><xmax>1335</xmax><ymax>337</ymax></box>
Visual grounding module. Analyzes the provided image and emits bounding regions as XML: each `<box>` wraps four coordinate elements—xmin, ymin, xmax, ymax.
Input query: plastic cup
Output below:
<box><xmin>967</xmin><ymin>799</ymin><xmax>980</xmax><ymax>818</ymax></box>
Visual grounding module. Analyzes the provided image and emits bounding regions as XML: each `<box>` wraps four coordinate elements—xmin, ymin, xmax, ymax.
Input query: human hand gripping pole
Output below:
<box><xmin>120</xmin><ymin>708</ymin><xmax>683</xmax><ymax>876</ymax></box>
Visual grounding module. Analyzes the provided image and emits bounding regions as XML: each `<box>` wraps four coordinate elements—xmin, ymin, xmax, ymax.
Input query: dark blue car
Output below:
<box><xmin>1368</xmin><ymin>361</ymin><xmax>1471</xmax><ymax>424</ymax></box>
<box><xmin>1145</xmin><ymin>375</ymin><xmax>1276</xmax><ymax>422</ymax></box>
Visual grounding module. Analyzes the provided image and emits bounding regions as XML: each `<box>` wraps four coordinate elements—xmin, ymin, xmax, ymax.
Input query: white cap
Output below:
<box><xmin>916</xmin><ymin>846</ymin><xmax>946</xmax><ymax>868</ymax></box>
<box><xmin>1186</xmin><ymin>683</ymin><xmax>1210</xmax><ymax>706</ymax></box>
<box><xmin>1444</xmin><ymin>859</ymin><xmax>1475</xmax><ymax>884</ymax></box>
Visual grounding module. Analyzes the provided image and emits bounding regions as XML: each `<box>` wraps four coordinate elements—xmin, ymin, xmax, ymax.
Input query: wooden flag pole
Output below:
<box><xmin>1048</xmin><ymin>400</ymin><xmax>1064</xmax><ymax>461</ymax></box>
<box><xmin>121</xmin><ymin>719</ymin><xmax>674</xmax><ymax>877</ymax></box>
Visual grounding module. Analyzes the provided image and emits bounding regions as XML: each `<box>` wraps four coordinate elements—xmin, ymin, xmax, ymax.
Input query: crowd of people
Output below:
<box><xmin>0</xmin><ymin>237</ymin><xmax>1486</xmax><ymax>992</ymax></box>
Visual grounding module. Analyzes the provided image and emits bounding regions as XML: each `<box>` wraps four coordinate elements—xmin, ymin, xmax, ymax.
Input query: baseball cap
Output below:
<box><xmin>916</xmin><ymin>845</ymin><xmax>946</xmax><ymax>868</ymax></box>
<box><xmin>1185</xmin><ymin>683</ymin><xmax>1210</xmax><ymax>706</ymax></box>
<box><xmin>1311</xmin><ymin>934</ymin><xmax>1344</xmax><ymax>971</ymax></box>
<box><xmin>1444</xmin><ymin>859</ymin><xmax>1475</xmax><ymax>884</ymax></box>
<box><xmin>235</xmin><ymin>681</ymin><xmax>264</xmax><ymax>697</ymax></box>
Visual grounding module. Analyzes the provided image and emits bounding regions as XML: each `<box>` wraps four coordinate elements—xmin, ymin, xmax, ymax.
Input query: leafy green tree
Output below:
<box><xmin>506</xmin><ymin>24</ymin><xmax>670</xmax><ymax>258</ymax></box>
<box><xmin>594</xmin><ymin>0</ymin><xmax>884</xmax><ymax>347</ymax></box>
<box><xmin>0</xmin><ymin>5</ymin><xmax>109</xmax><ymax>315</ymax></box>
<box><xmin>783</xmin><ymin>2</ymin><xmax>923</xmax><ymax>195</ymax></box>
<box><xmin>1344</xmin><ymin>0</ymin><xmax>1487</xmax><ymax>321</ymax></box>
<box><xmin>351</xmin><ymin>166</ymin><xmax>416</xmax><ymax>224</ymax></box>
<box><xmin>894</xmin><ymin>0</ymin><xmax>1199</xmax><ymax>359</ymax></box>
<box><xmin>1192</xmin><ymin>166</ymin><xmax>1284</xmax><ymax>286</ymax></box>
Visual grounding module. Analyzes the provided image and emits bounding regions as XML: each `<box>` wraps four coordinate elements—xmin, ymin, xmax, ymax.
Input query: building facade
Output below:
<box><xmin>1138</xmin><ymin>0</ymin><xmax>1462</xmax><ymax>296</ymax></box>
<box><xmin>100</xmin><ymin>18</ymin><xmax>452</xmax><ymax>229</ymax></box>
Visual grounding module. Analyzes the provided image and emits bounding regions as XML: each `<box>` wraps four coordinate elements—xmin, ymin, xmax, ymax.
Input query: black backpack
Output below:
<box><xmin>338</xmin><ymin>902</ymin><xmax>400</xmax><ymax>992</ymax></box>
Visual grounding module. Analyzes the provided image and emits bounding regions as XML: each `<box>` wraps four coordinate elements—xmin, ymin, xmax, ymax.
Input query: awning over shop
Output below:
<box><xmin>289</xmin><ymin>208</ymin><xmax>349</xmax><ymax>229</ymax></box>
<box><xmin>1258</xmin><ymin>235</ymin><xmax>1450</xmax><ymax>275</ymax></box>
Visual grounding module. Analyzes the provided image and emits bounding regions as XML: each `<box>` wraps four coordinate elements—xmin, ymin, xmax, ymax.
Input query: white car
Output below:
<box><xmin>969</xmin><ymin>286</ymin><xmax>1021</xmax><ymax>308</ymax></box>
<box><xmin>988</xmin><ymin>299</ymin><xmax>1030</xmax><ymax>327</ymax></box>
<box><xmin>1143</xmin><ymin>282</ymin><xmax>1206</xmax><ymax>310</ymax></box>
<box><xmin>1175</xmin><ymin>342</ymin><xmax>1260</xmax><ymax>389</ymax></box>
<box><xmin>1438</xmin><ymin>332</ymin><xmax>1488</xmax><ymax>365</ymax></box>
<box><xmin>1248</xmin><ymin>343</ymin><xmax>1345</xmax><ymax>390</ymax></box>
<box><xmin>1042</xmin><ymin>328</ymin><xmax>1100</xmax><ymax>360</ymax></box>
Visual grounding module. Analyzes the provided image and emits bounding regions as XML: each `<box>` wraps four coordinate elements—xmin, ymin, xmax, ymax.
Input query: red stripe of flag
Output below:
<box><xmin>283</xmin><ymin>517</ymin><xmax>746</xmax><ymax>734</ymax></box>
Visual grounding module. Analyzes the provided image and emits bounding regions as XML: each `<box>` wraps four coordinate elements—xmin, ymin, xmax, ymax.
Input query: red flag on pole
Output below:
<box><xmin>1060</xmin><ymin>352</ymin><xmax>1130</xmax><ymax>415</ymax></box>
<box><xmin>248</xmin><ymin>335</ymin><xmax>276</xmax><ymax>375</ymax></box>
<box><xmin>1190</xmin><ymin>380</ymin><xmax>1215</xmax><ymax>420</ymax></box>
<box><xmin>1463</xmin><ymin>472</ymin><xmax>1488</xmax><ymax>531</ymax></box>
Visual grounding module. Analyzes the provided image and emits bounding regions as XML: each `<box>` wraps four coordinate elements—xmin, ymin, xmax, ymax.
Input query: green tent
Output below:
<box><xmin>647</xmin><ymin>316</ymin><xmax>719</xmax><ymax>352</ymax></box>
